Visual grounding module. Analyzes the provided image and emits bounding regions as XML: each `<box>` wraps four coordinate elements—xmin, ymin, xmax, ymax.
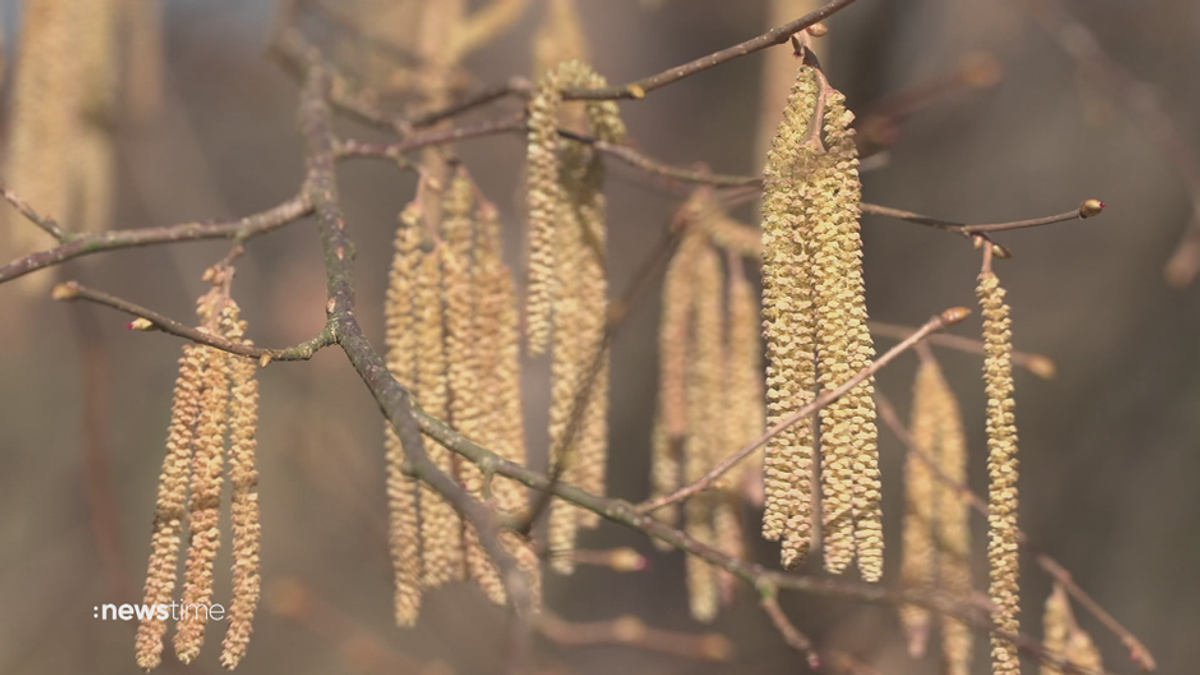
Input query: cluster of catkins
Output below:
<box><xmin>135</xmin><ymin>270</ymin><xmax>261</xmax><ymax>671</ymax></box>
<box><xmin>650</xmin><ymin>190</ymin><xmax>765</xmax><ymax>622</ymax></box>
<box><xmin>899</xmin><ymin>357</ymin><xmax>973</xmax><ymax>675</ymax></box>
<box><xmin>383</xmin><ymin>167</ymin><xmax>541</xmax><ymax>625</ymax></box>
<box><xmin>759</xmin><ymin>63</ymin><xmax>883</xmax><ymax>580</ymax></box>
<box><xmin>525</xmin><ymin>58</ymin><xmax>626</xmax><ymax>574</ymax></box>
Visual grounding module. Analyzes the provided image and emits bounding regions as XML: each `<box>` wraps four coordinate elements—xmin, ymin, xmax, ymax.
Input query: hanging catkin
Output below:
<box><xmin>383</xmin><ymin>203</ymin><xmax>424</xmax><ymax>626</ymax></box>
<box><xmin>760</xmin><ymin>62</ymin><xmax>879</xmax><ymax>579</ymax></box>
<box><xmin>1041</xmin><ymin>585</ymin><xmax>1104</xmax><ymax>675</ymax></box>
<box><xmin>934</xmin><ymin>362</ymin><xmax>974</xmax><ymax>675</ymax></box>
<box><xmin>900</xmin><ymin>360</ymin><xmax>940</xmax><ymax>657</ymax></box>
<box><xmin>760</xmin><ymin>64</ymin><xmax>819</xmax><ymax>559</ymax></box>
<box><xmin>978</xmin><ymin>270</ymin><xmax>1020</xmax><ymax>675</ymax></box>
<box><xmin>383</xmin><ymin>175</ymin><xmax>541</xmax><ymax>618</ymax></box>
<box><xmin>525</xmin><ymin>60</ymin><xmax>625</xmax><ymax>574</ymax></box>
<box><xmin>135</xmin><ymin>275</ymin><xmax>262</xmax><ymax>670</ymax></box>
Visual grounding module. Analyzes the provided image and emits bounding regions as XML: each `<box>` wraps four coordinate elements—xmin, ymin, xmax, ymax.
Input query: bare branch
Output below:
<box><xmin>0</xmin><ymin>179</ymin><xmax>71</xmax><ymax>241</ymax></box>
<box><xmin>562</xmin><ymin>0</ymin><xmax>862</xmax><ymax>101</ymax></box>
<box><xmin>50</xmin><ymin>281</ymin><xmax>335</xmax><ymax>362</ymax></box>
<box><xmin>0</xmin><ymin>194</ymin><xmax>312</xmax><ymax>285</ymax></box>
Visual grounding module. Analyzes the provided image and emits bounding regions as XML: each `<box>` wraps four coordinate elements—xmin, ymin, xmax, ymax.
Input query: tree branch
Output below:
<box><xmin>0</xmin><ymin>193</ymin><xmax>312</xmax><ymax>285</ymax></box>
<box><xmin>638</xmin><ymin>307</ymin><xmax>971</xmax><ymax>514</ymax></box>
<box><xmin>49</xmin><ymin>281</ymin><xmax>335</xmax><ymax>362</ymax></box>
<box><xmin>561</xmin><ymin>0</ymin><xmax>861</xmax><ymax>100</ymax></box>
<box><xmin>294</xmin><ymin>62</ymin><xmax>536</xmax><ymax>650</ymax></box>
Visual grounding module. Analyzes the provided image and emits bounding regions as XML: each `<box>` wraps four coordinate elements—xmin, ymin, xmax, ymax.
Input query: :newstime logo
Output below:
<box><xmin>93</xmin><ymin>602</ymin><xmax>227</xmax><ymax>621</ymax></box>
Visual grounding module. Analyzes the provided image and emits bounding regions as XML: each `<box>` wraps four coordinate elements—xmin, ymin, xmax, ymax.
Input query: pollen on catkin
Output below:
<box><xmin>529</xmin><ymin>60</ymin><xmax>624</xmax><ymax>574</ymax></box>
<box><xmin>383</xmin><ymin>201</ymin><xmax>424</xmax><ymax>626</ymax></box>
<box><xmin>221</xmin><ymin>348</ymin><xmax>262</xmax><ymax>669</ymax></box>
<box><xmin>137</xmin><ymin>276</ymin><xmax>263</xmax><ymax>670</ymax></box>
<box><xmin>174</xmin><ymin>303</ymin><xmax>239</xmax><ymax>664</ymax></box>
<box><xmin>383</xmin><ymin>181</ymin><xmax>540</xmax><ymax>617</ymax></box>
<box><xmin>760</xmin><ymin>64</ymin><xmax>879</xmax><ymax>579</ymax></box>
<box><xmin>933</xmin><ymin>360</ymin><xmax>974</xmax><ymax>675</ymax></box>
<box><xmin>760</xmin><ymin>64</ymin><xmax>819</xmax><ymax>558</ymax></box>
<box><xmin>1041</xmin><ymin>585</ymin><xmax>1104</xmax><ymax>675</ymax></box>
<box><xmin>978</xmin><ymin>271</ymin><xmax>1020</xmax><ymax>675</ymax></box>
<box><xmin>900</xmin><ymin>360</ymin><xmax>940</xmax><ymax>658</ymax></box>
<box><xmin>136</xmin><ymin>342</ymin><xmax>207</xmax><ymax>671</ymax></box>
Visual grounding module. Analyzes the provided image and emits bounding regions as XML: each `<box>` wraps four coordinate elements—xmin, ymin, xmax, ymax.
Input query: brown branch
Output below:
<box><xmin>410</xmin><ymin>77</ymin><xmax>532</xmax><ymax>128</ymax></box>
<box><xmin>0</xmin><ymin>179</ymin><xmax>71</xmax><ymax>241</ymax></box>
<box><xmin>861</xmin><ymin>199</ymin><xmax>1104</xmax><ymax>237</ymax></box>
<box><xmin>869</xmin><ymin>319</ymin><xmax>1058</xmax><ymax>379</ymax></box>
<box><xmin>873</xmin><ymin>389</ymin><xmax>1156</xmax><ymax>673</ymax></box>
<box><xmin>294</xmin><ymin>63</ymin><xmax>536</xmax><ymax>664</ymax></box>
<box><xmin>760</xmin><ymin>594</ymin><xmax>820</xmax><ymax>669</ymax></box>
<box><xmin>412</xmin><ymin>396</ymin><xmax>1119</xmax><ymax>675</ymax></box>
<box><xmin>335</xmin><ymin>113</ymin><xmax>526</xmax><ymax>160</ymax></box>
<box><xmin>0</xmin><ymin>193</ymin><xmax>312</xmax><ymax>285</ymax></box>
<box><xmin>561</xmin><ymin>0</ymin><xmax>862</xmax><ymax>100</ymax></box>
<box><xmin>50</xmin><ymin>281</ymin><xmax>336</xmax><ymax>362</ymax></box>
<box><xmin>638</xmin><ymin>307</ymin><xmax>971</xmax><ymax>514</ymax></box>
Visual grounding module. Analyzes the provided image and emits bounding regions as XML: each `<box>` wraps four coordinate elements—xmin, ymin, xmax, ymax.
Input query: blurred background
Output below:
<box><xmin>0</xmin><ymin>0</ymin><xmax>1197</xmax><ymax>673</ymax></box>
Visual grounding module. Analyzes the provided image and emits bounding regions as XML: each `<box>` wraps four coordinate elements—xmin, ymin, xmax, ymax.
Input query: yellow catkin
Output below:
<box><xmin>415</xmin><ymin>231</ymin><xmax>465</xmax><ymax>588</ymax></box>
<box><xmin>540</xmin><ymin>61</ymin><xmax>623</xmax><ymax>572</ymax></box>
<box><xmin>814</xmin><ymin>91</ymin><xmax>880</xmax><ymax>580</ymax></box>
<box><xmin>725</xmin><ymin>255</ymin><xmax>765</xmax><ymax>491</ymax></box>
<box><xmin>978</xmin><ymin>271</ymin><xmax>1020</xmax><ymax>675</ymax></box>
<box><xmin>524</xmin><ymin>76</ymin><xmax>562</xmax><ymax>356</ymax></box>
<box><xmin>174</xmin><ymin>304</ymin><xmax>238</xmax><ymax>663</ymax></box>
<box><xmin>135</xmin><ymin>343</ymin><xmax>208</xmax><ymax>671</ymax></box>
<box><xmin>475</xmin><ymin>203</ymin><xmax>530</xmax><ymax>517</ymax></box>
<box><xmin>442</xmin><ymin>169</ymin><xmax>506</xmax><ymax>606</ymax></box>
<box><xmin>714</xmin><ymin>254</ymin><xmax>762</xmax><ymax>603</ymax></box>
<box><xmin>221</xmin><ymin>352</ymin><xmax>261</xmax><ymax>669</ymax></box>
<box><xmin>1041</xmin><ymin>585</ymin><xmax>1104</xmax><ymax>675</ymax></box>
<box><xmin>900</xmin><ymin>361</ymin><xmax>939</xmax><ymax>657</ymax></box>
<box><xmin>702</xmin><ymin>216</ymin><xmax>764</xmax><ymax>259</ymax></box>
<box><xmin>933</xmin><ymin>362</ymin><xmax>974</xmax><ymax>675</ymax></box>
<box><xmin>545</xmin><ymin>157</ymin><xmax>587</xmax><ymax>572</ymax></box>
<box><xmin>4</xmin><ymin>0</ymin><xmax>79</xmax><ymax>288</ymax></box>
<box><xmin>383</xmin><ymin>204</ymin><xmax>424</xmax><ymax>625</ymax></box>
<box><xmin>682</xmin><ymin>241</ymin><xmax>723</xmax><ymax>622</ymax></box>
<box><xmin>760</xmin><ymin>65</ymin><xmax>819</xmax><ymax>560</ymax></box>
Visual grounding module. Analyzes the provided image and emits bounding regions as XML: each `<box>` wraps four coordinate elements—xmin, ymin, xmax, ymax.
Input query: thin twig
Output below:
<box><xmin>869</xmin><ymin>319</ymin><xmax>1057</xmax><ymax>379</ymax></box>
<box><xmin>760</xmin><ymin>593</ymin><xmax>820</xmax><ymax>669</ymax></box>
<box><xmin>562</xmin><ymin>0</ymin><xmax>861</xmax><ymax>100</ymax></box>
<box><xmin>1022</xmin><ymin>0</ymin><xmax>1200</xmax><ymax>291</ymax></box>
<box><xmin>51</xmin><ymin>281</ymin><xmax>335</xmax><ymax>362</ymax></box>
<box><xmin>0</xmin><ymin>180</ymin><xmax>71</xmax><ymax>241</ymax></box>
<box><xmin>861</xmin><ymin>200</ymin><xmax>1103</xmax><ymax>236</ymax></box>
<box><xmin>0</xmin><ymin>193</ymin><xmax>312</xmax><ymax>285</ymax></box>
<box><xmin>638</xmin><ymin>307</ymin><xmax>971</xmax><ymax>514</ymax></box>
<box><xmin>873</xmin><ymin>390</ymin><xmax>1156</xmax><ymax>673</ymax></box>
